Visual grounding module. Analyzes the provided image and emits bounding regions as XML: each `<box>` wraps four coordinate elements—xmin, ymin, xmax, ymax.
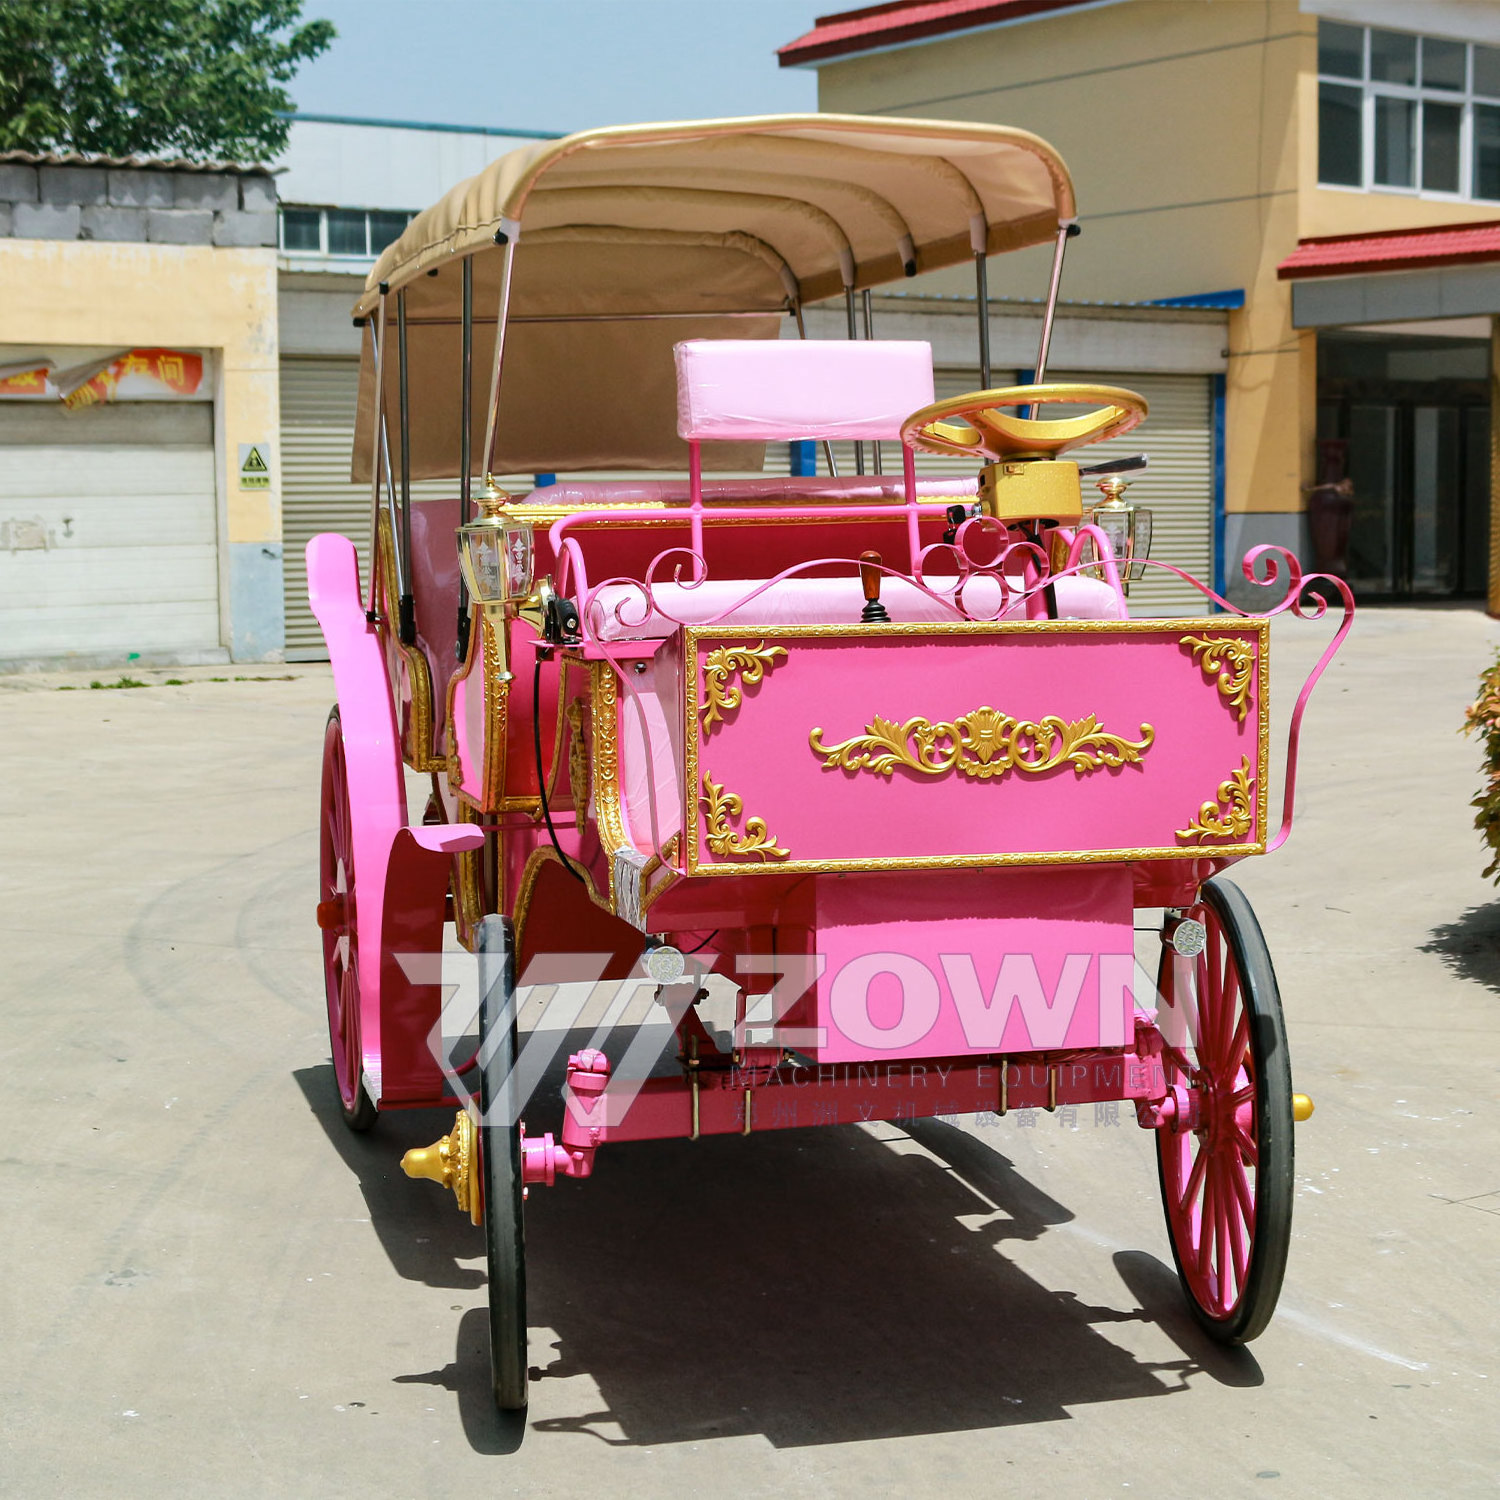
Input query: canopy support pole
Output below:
<box><xmin>1033</xmin><ymin>221</ymin><xmax>1078</xmax><ymax>387</ymax></box>
<box><xmin>457</xmin><ymin>256</ymin><xmax>473</xmax><ymax>662</ymax></box>
<box><xmin>481</xmin><ymin>220</ymin><xmax>521</xmax><ymax>484</ymax></box>
<box><xmin>364</xmin><ymin>295</ymin><xmax>386</xmax><ymax>618</ymax></box>
<box><xmin>845</xmin><ymin>287</ymin><xmax>865</xmax><ymax>475</ymax></box>
<box><xmin>396</xmin><ymin>288</ymin><xmax>416</xmax><ymax>646</ymax></box>
<box><xmin>862</xmin><ymin>289</ymin><xmax>882</xmax><ymax>474</ymax></box>
<box><xmin>975</xmin><ymin>253</ymin><xmax>992</xmax><ymax>390</ymax></box>
<box><xmin>793</xmin><ymin>300</ymin><xmax>837</xmax><ymax>478</ymax></box>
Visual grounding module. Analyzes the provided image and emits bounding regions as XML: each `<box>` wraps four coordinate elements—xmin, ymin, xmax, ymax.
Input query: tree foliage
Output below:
<box><xmin>0</xmin><ymin>0</ymin><xmax>334</xmax><ymax>161</ymax></box>
<box><xmin>1462</xmin><ymin>652</ymin><xmax>1500</xmax><ymax>883</ymax></box>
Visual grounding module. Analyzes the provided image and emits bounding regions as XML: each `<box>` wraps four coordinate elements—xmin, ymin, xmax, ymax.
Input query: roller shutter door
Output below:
<box><xmin>0</xmin><ymin>402</ymin><xmax>218</xmax><ymax>663</ymax></box>
<box><xmin>281</xmin><ymin>358</ymin><xmax>371</xmax><ymax>661</ymax></box>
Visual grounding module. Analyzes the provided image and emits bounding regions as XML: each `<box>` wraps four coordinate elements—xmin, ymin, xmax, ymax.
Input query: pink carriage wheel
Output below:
<box><xmin>319</xmin><ymin>707</ymin><xmax>377</xmax><ymax>1131</ymax></box>
<box><xmin>1155</xmin><ymin>877</ymin><xmax>1294</xmax><ymax>1343</ymax></box>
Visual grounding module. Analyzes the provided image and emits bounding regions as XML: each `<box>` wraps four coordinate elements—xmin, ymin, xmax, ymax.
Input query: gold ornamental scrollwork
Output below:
<box><xmin>1181</xmin><ymin>633</ymin><xmax>1255</xmax><ymax>723</ymax></box>
<box><xmin>700</xmin><ymin>772</ymin><xmax>790</xmax><ymax>860</ymax></box>
<box><xmin>1176</xmin><ymin>755</ymin><xmax>1256</xmax><ymax>842</ymax></box>
<box><xmin>809</xmin><ymin>707</ymin><xmax>1154</xmax><ymax>782</ymax></box>
<box><xmin>565</xmin><ymin>700</ymin><xmax>589</xmax><ymax>831</ymax></box>
<box><xmin>701</xmin><ymin>642</ymin><xmax>786</xmax><ymax>734</ymax></box>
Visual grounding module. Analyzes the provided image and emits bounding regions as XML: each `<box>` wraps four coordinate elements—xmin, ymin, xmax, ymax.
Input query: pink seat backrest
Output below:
<box><xmin>675</xmin><ymin>339</ymin><xmax>935</xmax><ymax>443</ymax></box>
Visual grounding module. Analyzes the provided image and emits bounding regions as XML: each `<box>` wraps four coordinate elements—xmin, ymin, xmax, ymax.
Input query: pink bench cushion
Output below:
<box><xmin>589</xmin><ymin>574</ymin><xmax>1126</xmax><ymax>641</ymax></box>
<box><xmin>675</xmin><ymin>339</ymin><xmax>936</xmax><ymax>443</ymax></box>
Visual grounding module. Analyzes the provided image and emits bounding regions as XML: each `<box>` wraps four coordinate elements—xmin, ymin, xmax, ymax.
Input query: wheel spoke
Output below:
<box><xmin>1214</xmin><ymin>1166</ymin><xmax>1236</xmax><ymax>1309</ymax></box>
<box><xmin>1196</xmin><ymin>1168</ymin><xmax>1216</xmax><ymax>1281</ymax></box>
<box><xmin>1181</xmin><ymin>1138</ymin><xmax>1208</xmax><ymax>1216</ymax></box>
<box><xmin>1232</xmin><ymin>1123</ymin><xmax>1258</xmax><ymax>1166</ymax></box>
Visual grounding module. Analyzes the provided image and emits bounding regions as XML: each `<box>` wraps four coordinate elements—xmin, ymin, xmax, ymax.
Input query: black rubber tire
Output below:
<box><xmin>1155</xmin><ymin>875</ymin><xmax>1295</xmax><ymax>1344</ymax></box>
<box><xmin>477</xmin><ymin>913</ymin><xmax>528</xmax><ymax>1411</ymax></box>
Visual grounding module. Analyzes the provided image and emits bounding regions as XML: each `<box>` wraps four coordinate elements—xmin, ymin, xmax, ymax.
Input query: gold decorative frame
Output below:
<box><xmin>682</xmin><ymin>618</ymin><xmax>1270</xmax><ymax>876</ymax></box>
<box><xmin>375</xmin><ymin>511</ymin><xmax>442</xmax><ymax>774</ymax></box>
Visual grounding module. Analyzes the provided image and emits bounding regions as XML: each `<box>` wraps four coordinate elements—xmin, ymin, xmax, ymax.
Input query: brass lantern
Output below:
<box><xmin>1084</xmin><ymin>475</ymin><xmax>1153</xmax><ymax>595</ymax></box>
<box><xmin>457</xmin><ymin>483</ymin><xmax>534</xmax><ymax>612</ymax></box>
<box><xmin>456</xmin><ymin>483</ymin><xmax>536</xmax><ymax>681</ymax></box>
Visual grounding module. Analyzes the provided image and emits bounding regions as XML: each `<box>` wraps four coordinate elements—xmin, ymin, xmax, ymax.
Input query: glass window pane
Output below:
<box><xmin>368</xmin><ymin>211</ymin><xmax>410</xmax><ymax>252</ymax></box>
<box><xmin>1319</xmin><ymin>19</ymin><xmax>1364</xmax><ymax>79</ymax></box>
<box><xmin>1421</xmin><ymin>36</ymin><xmax>1465</xmax><ymax>90</ymax></box>
<box><xmin>1370</xmin><ymin>28</ymin><xmax>1417</xmax><ymax>85</ymax></box>
<box><xmin>326</xmin><ymin>209</ymin><xmax>368</xmax><ymax>256</ymax></box>
<box><xmin>1423</xmin><ymin>101</ymin><xmax>1461</xmax><ymax>192</ymax></box>
<box><xmin>281</xmin><ymin>207</ymin><xmax>321</xmax><ymax>252</ymax></box>
<box><xmin>1476</xmin><ymin>44</ymin><xmax>1500</xmax><ymax>98</ymax></box>
<box><xmin>1476</xmin><ymin>104</ymin><xmax>1500</xmax><ymax>198</ymax></box>
<box><xmin>1320</xmin><ymin>82</ymin><xmax>1363</xmax><ymax>186</ymax></box>
<box><xmin>1374</xmin><ymin>95</ymin><xmax>1415</xmax><ymax>187</ymax></box>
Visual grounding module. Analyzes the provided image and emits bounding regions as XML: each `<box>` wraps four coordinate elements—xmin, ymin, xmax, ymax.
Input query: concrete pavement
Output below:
<box><xmin>1</xmin><ymin>609</ymin><xmax>1497</xmax><ymax>1497</ymax></box>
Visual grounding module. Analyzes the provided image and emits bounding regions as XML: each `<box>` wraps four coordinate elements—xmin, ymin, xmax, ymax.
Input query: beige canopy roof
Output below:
<box><xmin>352</xmin><ymin>114</ymin><xmax>1077</xmax><ymax>477</ymax></box>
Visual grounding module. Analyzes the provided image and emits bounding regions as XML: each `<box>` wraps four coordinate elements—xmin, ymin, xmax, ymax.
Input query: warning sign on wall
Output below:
<box><xmin>238</xmin><ymin>442</ymin><xmax>271</xmax><ymax>489</ymax></box>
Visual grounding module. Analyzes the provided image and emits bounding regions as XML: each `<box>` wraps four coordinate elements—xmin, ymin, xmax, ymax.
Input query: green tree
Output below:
<box><xmin>0</xmin><ymin>0</ymin><xmax>334</xmax><ymax>161</ymax></box>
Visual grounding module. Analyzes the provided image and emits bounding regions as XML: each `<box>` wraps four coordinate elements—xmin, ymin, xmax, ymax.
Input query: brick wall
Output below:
<box><xmin>0</xmin><ymin>159</ymin><xmax>276</xmax><ymax>248</ymax></box>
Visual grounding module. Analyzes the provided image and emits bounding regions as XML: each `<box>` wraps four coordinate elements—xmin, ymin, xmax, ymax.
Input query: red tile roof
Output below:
<box><xmin>1277</xmin><ymin>221</ymin><xmax>1500</xmax><ymax>280</ymax></box>
<box><xmin>778</xmin><ymin>0</ymin><xmax>1099</xmax><ymax>68</ymax></box>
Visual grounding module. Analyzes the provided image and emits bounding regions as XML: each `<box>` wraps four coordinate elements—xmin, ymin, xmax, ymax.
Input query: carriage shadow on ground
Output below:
<box><xmin>295</xmin><ymin>1044</ymin><xmax>1261</xmax><ymax>1454</ymax></box>
<box><xmin>1422</xmin><ymin>901</ymin><xmax>1500</xmax><ymax>995</ymax></box>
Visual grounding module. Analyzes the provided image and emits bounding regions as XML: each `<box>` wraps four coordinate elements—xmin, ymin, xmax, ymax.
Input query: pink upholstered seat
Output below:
<box><xmin>588</xmin><ymin>574</ymin><xmax>1125</xmax><ymax>641</ymax></box>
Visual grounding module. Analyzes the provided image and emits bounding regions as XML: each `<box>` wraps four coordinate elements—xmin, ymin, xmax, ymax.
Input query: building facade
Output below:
<box><xmin>780</xmin><ymin>0</ymin><xmax>1500</xmax><ymax>607</ymax></box>
<box><xmin>0</xmin><ymin>154</ymin><xmax>281</xmax><ymax>668</ymax></box>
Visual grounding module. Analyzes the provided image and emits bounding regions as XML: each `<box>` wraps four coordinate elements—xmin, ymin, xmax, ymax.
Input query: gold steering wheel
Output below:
<box><xmin>901</xmin><ymin>383</ymin><xmax>1149</xmax><ymax>463</ymax></box>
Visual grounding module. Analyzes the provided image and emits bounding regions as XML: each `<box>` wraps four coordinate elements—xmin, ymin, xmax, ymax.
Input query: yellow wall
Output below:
<box><xmin>0</xmin><ymin>238</ymin><xmax>280</xmax><ymax>548</ymax></box>
<box><xmin>819</xmin><ymin>0</ymin><xmax>1310</xmax><ymax>515</ymax></box>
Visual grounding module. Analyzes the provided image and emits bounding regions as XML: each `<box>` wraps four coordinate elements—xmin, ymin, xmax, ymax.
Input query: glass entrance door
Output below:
<box><xmin>1338</xmin><ymin>400</ymin><xmax>1489</xmax><ymax>598</ymax></box>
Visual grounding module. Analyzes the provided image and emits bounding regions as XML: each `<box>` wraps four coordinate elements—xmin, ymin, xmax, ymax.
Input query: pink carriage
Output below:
<box><xmin>306</xmin><ymin>115</ymin><xmax>1353</xmax><ymax>1413</ymax></box>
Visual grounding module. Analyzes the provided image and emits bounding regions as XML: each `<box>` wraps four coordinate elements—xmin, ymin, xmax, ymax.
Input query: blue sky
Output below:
<box><xmin>292</xmin><ymin>0</ymin><xmax>822</xmax><ymax>135</ymax></box>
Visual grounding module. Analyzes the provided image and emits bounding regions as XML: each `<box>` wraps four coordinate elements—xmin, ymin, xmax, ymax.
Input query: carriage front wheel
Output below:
<box><xmin>319</xmin><ymin>707</ymin><xmax>377</xmax><ymax>1131</ymax></box>
<box><xmin>1155</xmin><ymin>876</ymin><xmax>1294</xmax><ymax>1344</ymax></box>
<box><xmin>477</xmin><ymin>914</ymin><xmax>529</xmax><ymax>1411</ymax></box>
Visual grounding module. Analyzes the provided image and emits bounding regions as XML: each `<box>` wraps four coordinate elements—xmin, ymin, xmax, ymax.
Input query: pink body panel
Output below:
<box><xmin>307</xmin><ymin>533</ymin><xmax>483</xmax><ymax>1106</ymax></box>
<box><xmin>806</xmin><ymin>868</ymin><xmax>1137</xmax><ymax>1062</ymax></box>
<box><xmin>684</xmin><ymin>621</ymin><xmax>1267</xmax><ymax>873</ymax></box>
<box><xmin>675</xmin><ymin>338</ymin><xmax>936</xmax><ymax>442</ymax></box>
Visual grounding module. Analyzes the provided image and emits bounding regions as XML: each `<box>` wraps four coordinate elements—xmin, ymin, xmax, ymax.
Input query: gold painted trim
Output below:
<box><xmin>682</xmin><ymin>616</ymin><xmax>1270</xmax><ymax>876</ymax></box>
<box><xmin>700</xmin><ymin>772</ymin><xmax>790</xmax><ymax>860</ymax></box>
<box><xmin>376</xmin><ymin>510</ymin><xmax>443</xmax><ymax>774</ymax></box>
<box><xmin>512</xmin><ymin>846</ymin><xmax>612</xmax><ymax>956</ymax></box>
<box><xmin>1180</xmin><ymin>633</ymin><xmax>1255</xmax><ymax>723</ymax></box>
<box><xmin>1176</xmin><ymin>755</ymin><xmax>1256</xmax><ymax>843</ymax></box>
<box><xmin>810</xmin><ymin>707</ymin><xmax>1153</xmax><ymax>781</ymax></box>
<box><xmin>701</xmin><ymin>641</ymin><xmax>786</xmax><ymax>734</ymax></box>
<box><xmin>565</xmin><ymin>696</ymin><xmax>589</xmax><ymax>830</ymax></box>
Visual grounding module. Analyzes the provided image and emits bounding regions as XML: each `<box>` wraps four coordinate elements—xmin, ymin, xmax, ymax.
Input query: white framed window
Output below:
<box><xmin>1318</xmin><ymin>19</ymin><xmax>1500</xmax><ymax>201</ymax></box>
<box><xmin>278</xmin><ymin>206</ymin><xmax>414</xmax><ymax>259</ymax></box>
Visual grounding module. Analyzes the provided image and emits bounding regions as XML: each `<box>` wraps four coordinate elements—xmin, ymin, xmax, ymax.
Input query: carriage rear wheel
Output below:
<box><xmin>477</xmin><ymin>914</ymin><xmax>528</xmax><ymax>1411</ymax></box>
<box><xmin>319</xmin><ymin>707</ymin><xmax>377</xmax><ymax>1131</ymax></box>
<box><xmin>1155</xmin><ymin>876</ymin><xmax>1294</xmax><ymax>1343</ymax></box>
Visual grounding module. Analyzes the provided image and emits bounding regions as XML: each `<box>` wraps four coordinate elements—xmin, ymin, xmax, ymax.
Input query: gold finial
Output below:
<box><xmin>400</xmin><ymin>1109</ymin><xmax>482</xmax><ymax>1223</ymax></box>
<box><xmin>1292</xmin><ymin>1093</ymin><xmax>1315</xmax><ymax>1122</ymax></box>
